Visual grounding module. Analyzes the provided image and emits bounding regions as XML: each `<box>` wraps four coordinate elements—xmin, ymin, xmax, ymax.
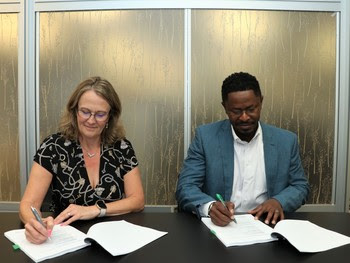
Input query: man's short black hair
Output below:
<box><xmin>221</xmin><ymin>72</ymin><xmax>262</xmax><ymax>102</ymax></box>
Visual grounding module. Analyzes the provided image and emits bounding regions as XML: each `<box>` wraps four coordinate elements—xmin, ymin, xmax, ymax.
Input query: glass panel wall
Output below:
<box><xmin>39</xmin><ymin>10</ymin><xmax>184</xmax><ymax>205</ymax></box>
<box><xmin>0</xmin><ymin>13</ymin><xmax>19</xmax><ymax>201</ymax></box>
<box><xmin>191</xmin><ymin>10</ymin><xmax>336</xmax><ymax>204</ymax></box>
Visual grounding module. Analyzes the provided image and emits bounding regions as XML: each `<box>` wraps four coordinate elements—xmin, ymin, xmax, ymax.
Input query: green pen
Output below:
<box><xmin>216</xmin><ymin>193</ymin><xmax>237</xmax><ymax>224</ymax></box>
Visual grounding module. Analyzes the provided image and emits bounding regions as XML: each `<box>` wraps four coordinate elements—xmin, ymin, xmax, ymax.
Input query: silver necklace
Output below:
<box><xmin>86</xmin><ymin>151</ymin><xmax>96</xmax><ymax>158</ymax></box>
<box><xmin>81</xmin><ymin>146</ymin><xmax>97</xmax><ymax>158</ymax></box>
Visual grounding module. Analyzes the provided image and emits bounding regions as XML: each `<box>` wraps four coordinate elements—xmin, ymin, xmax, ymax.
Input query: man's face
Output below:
<box><xmin>222</xmin><ymin>90</ymin><xmax>263</xmax><ymax>142</ymax></box>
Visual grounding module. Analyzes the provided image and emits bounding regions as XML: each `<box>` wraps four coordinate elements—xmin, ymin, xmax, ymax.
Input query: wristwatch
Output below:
<box><xmin>96</xmin><ymin>200</ymin><xmax>107</xmax><ymax>217</ymax></box>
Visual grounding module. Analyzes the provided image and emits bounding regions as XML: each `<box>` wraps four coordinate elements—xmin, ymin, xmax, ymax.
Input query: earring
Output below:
<box><xmin>105</xmin><ymin>123</ymin><xmax>109</xmax><ymax>129</ymax></box>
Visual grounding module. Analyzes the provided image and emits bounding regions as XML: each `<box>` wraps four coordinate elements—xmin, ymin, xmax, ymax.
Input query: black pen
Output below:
<box><xmin>216</xmin><ymin>193</ymin><xmax>237</xmax><ymax>224</ymax></box>
<box><xmin>31</xmin><ymin>206</ymin><xmax>52</xmax><ymax>239</ymax></box>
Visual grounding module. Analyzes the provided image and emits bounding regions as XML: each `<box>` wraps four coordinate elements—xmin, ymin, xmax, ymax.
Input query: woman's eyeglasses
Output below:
<box><xmin>77</xmin><ymin>108</ymin><xmax>109</xmax><ymax>122</ymax></box>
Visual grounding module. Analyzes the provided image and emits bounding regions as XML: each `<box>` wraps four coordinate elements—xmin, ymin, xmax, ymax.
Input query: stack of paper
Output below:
<box><xmin>202</xmin><ymin>214</ymin><xmax>350</xmax><ymax>252</ymax></box>
<box><xmin>4</xmin><ymin>220</ymin><xmax>167</xmax><ymax>262</ymax></box>
<box><xmin>202</xmin><ymin>214</ymin><xmax>277</xmax><ymax>247</ymax></box>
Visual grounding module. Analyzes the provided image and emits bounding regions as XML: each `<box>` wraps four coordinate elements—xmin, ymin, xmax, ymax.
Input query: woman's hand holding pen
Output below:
<box><xmin>24</xmin><ymin>216</ymin><xmax>54</xmax><ymax>244</ymax></box>
<box><xmin>209</xmin><ymin>201</ymin><xmax>235</xmax><ymax>227</ymax></box>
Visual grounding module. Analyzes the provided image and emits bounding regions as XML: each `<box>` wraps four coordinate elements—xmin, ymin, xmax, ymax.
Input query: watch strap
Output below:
<box><xmin>98</xmin><ymin>207</ymin><xmax>107</xmax><ymax>217</ymax></box>
<box><xmin>96</xmin><ymin>200</ymin><xmax>107</xmax><ymax>217</ymax></box>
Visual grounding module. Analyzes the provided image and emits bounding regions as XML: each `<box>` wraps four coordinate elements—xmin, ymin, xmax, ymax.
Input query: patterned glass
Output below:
<box><xmin>39</xmin><ymin>10</ymin><xmax>184</xmax><ymax>205</ymax></box>
<box><xmin>192</xmin><ymin>10</ymin><xmax>336</xmax><ymax>204</ymax></box>
<box><xmin>0</xmin><ymin>13</ymin><xmax>19</xmax><ymax>201</ymax></box>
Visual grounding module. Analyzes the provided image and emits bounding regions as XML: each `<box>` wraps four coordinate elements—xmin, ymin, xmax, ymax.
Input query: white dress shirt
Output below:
<box><xmin>231</xmin><ymin>123</ymin><xmax>268</xmax><ymax>212</ymax></box>
<box><xmin>200</xmin><ymin>122</ymin><xmax>268</xmax><ymax>216</ymax></box>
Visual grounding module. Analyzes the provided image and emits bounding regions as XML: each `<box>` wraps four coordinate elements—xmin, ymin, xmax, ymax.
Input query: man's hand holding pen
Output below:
<box><xmin>208</xmin><ymin>201</ymin><xmax>235</xmax><ymax>227</ymax></box>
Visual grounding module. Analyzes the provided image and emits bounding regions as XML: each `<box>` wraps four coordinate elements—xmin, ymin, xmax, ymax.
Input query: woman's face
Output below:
<box><xmin>77</xmin><ymin>90</ymin><xmax>111</xmax><ymax>141</ymax></box>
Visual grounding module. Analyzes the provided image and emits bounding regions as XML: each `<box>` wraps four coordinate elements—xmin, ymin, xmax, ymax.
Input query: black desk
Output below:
<box><xmin>1</xmin><ymin>212</ymin><xmax>350</xmax><ymax>263</ymax></box>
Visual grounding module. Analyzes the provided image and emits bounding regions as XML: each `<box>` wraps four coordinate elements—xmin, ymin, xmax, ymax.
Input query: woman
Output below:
<box><xmin>19</xmin><ymin>76</ymin><xmax>145</xmax><ymax>244</ymax></box>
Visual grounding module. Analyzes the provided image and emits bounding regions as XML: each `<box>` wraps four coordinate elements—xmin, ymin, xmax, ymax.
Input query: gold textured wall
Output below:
<box><xmin>39</xmin><ymin>10</ymin><xmax>184</xmax><ymax>205</ymax></box>
<box><xmin>192</xmin><ymin>10</ymin><xmax>336</xmax><ymax>204</ymax></box>
<box><xmin>0</xmin><ymin>13</ymin><xmax>20</xmax><ymax>201</ymax></box>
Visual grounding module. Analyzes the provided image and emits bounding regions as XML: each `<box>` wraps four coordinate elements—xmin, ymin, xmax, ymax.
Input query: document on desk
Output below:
<box><xmin>84</xmin><ymin>220</ymin><xmax>167</xmax><ymax>256</ymax></box>
<box><xmin>202</xmin><ymin>214</ymin><xmax>277</xmax><ymax>247</ymax></box>
<box><xmin>4</xmin><ymin>220</ymin><xmax>167</xmax><ymax>262</ymax></box>
<box><xmin>271</xmin><ymin>219</ymin><xmax>350</xmax><ymax>253</ymax></box>
<box><xmin>202</xmin><ymin>214</ymin><xmax>350</xmax><ymax>252</ymax></box>
<box><xmin>4</xmin><ymin>224</ymin><xmax>89</xmax><ymax>262</ymax></box>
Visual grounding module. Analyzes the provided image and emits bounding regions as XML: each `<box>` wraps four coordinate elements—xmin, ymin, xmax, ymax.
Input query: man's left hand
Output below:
<box><xmin>248</xmin><ymin>199</ymin><xmax>284</xmax><ymax>225</ymax></box>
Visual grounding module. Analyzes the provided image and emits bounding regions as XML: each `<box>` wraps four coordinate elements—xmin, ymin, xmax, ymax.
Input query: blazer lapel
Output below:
<box><xmin>218</xmin><ymin>120</ymin><xmax>234</xmax><ymax>200</ymax></box>
<box><xmin>261</xmin><ymin>124</ymin><xmax>278</xmax><ymax>196</ymax></box>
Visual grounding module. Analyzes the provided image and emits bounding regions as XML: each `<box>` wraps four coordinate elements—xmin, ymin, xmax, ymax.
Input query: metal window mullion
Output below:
<box><xmin>184</xmin><ymin>9</ymin><xmax>191</xmax><ymax>157</ymax></box>
<box><xmin>33</xmin><ymin>1</ymin><xmax>341</xmax><ymax>12</ymax></box>
<box><xmin>18</xmin><ymin>0</ymin><xmax>26</xmax><ymax>197</ymax></box>
<box><xmin>35</xmin><ymin>13</ymin><xmax>40</xmax><ymax>151</ymax></box>
<box><xmin>332</xmin><ymin>12</ymin><xmax>340</xmax><ymax>209</ymax></box>
<box><xmin>25</xmin><ymin>0</ymin><xmax>37</xmax><ymax>185</ymax></box>
<box><xmin>335</xmin><ymin>5</ymin><xmax>350</xmax><ymax>212</ymax></box>
<box><xmin>0</xmin><ymin>4</ymin><xmax>20</xmax><ymax>12</ymax></box>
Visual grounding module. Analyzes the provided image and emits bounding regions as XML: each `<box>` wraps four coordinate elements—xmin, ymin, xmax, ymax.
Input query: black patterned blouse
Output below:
<box><xmin>34</xmin><ymin>133</ymin><xmax>138</xmax><ymax>213</ymax></box>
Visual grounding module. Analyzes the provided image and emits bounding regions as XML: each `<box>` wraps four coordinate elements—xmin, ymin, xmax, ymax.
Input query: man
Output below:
<box><xmin>176</xmin><ymin>72</ymin><xmax>309</xmax><ymax>227</ymax></box>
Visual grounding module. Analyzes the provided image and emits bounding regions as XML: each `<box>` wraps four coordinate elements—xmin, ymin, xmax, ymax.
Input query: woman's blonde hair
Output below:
<box><xmin>59</xmin><ymin>76</ymin><xmax>125</xmax><ymax>145</ymax></box>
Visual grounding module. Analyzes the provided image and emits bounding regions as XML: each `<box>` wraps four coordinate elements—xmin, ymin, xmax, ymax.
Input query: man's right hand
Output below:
<box><xmin>209</xmin><ymin>201</ymin><xmax>235</xmax><ymax>226</ymax></box>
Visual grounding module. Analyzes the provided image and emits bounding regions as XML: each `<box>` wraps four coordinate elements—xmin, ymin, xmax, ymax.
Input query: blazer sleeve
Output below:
<box><xmin>270</xmin><ymin>133</ymin><xmax>310</xmax><ymax>212</ymax></box>
<box><xmin>175</xmin><ymin>127</ymin><xmax>215</xmax><ymax>217</ymax></box>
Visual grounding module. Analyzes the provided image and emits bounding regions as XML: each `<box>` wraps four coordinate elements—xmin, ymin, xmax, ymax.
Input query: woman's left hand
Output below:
<box><xmin>54</xmin><ymin>204</ymin><xmax>100</xmax><ymax>225</ymax></box>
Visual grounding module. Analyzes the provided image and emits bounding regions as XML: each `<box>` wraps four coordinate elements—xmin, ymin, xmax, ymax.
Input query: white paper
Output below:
<box><xmin>4</xmin><ymin>224</ymin><xmax>89</xmax><ymax>263</ymax></box>
<box><xmin>201</xmin><ymin>214</ymin><xmax>277</xmax><ymax>247</ymax></box>
<box><xmin>86</xmin><ymin>220</ymin><xmax>167</xmax><ymax>256</ymax></box>
<box><xmin>272</xmin><ymin>219</ymin><xmax>350</xmax><ymax>252</ymax></box>
<box><xmin>4</xmin><ymin>220</ymin><xmax>167</xmax><ymax>261</ymax></box>
<box><xmin>202</xmin><ymin>215</ymin><xmax>350</xmax><ymax>253</ymax></box>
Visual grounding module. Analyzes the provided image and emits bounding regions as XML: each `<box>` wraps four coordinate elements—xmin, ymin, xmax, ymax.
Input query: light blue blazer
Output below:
<box><xmin>175</xmin><ymin>120</ymin><xmax>309</xmax><ymax>217</ymax></box>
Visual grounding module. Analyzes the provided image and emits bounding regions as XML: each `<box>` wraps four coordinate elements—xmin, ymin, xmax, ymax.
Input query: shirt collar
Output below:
<box><xmin>231</xmin><ymin>122</ymin><xmax>262</xmax><ymax>144</ymax></box>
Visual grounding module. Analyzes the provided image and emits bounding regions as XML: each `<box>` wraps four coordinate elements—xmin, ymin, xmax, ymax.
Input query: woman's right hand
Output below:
<box><xmin>24</xmin><ymin>216</ymin><xmax>54</xmax><ymax>244</ymax></box>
